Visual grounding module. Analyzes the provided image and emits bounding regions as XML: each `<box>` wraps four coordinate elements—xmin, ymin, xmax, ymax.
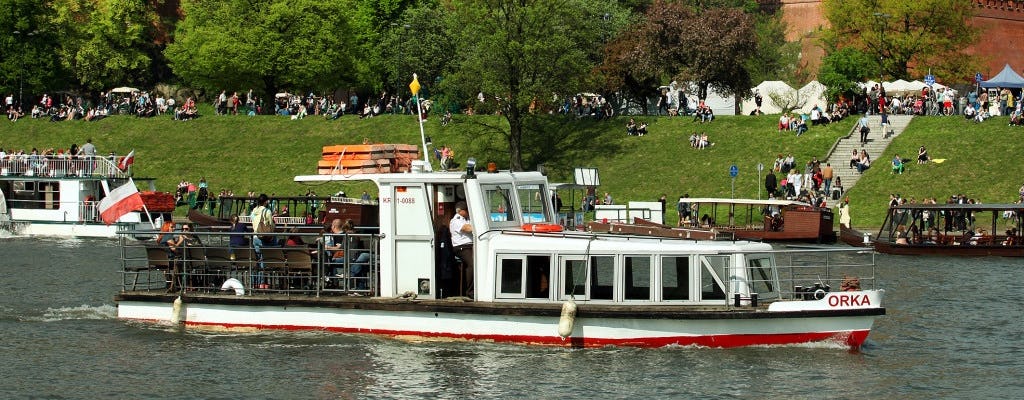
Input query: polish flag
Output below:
<box><xmin>118</xmin><ymin>149</ymin><xmax>135</xmax><ymax>171</ymax></box>
<box><xmin>98</xmin><ymin>179</ymin><xmax>144</xmax><ymax>225</ymax></box>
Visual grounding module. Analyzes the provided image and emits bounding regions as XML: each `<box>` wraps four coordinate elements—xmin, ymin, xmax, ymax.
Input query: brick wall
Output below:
<box><xmin>764</xmin><ymin>0</ymin><xmax>1024</xmax><ymax>80</ymax></box>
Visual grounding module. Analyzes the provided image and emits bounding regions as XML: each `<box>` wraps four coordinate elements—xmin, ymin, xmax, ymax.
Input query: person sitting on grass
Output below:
<box><xmin>891</xmin><ymin>154</ymin><xmax>905</xmax><ymax>174</ymax></box>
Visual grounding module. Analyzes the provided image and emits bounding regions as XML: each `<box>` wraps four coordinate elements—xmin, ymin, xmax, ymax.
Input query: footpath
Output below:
<box><xmin>825</xmin><ymin>114</ymin><xmax>913</xmax><ymax>194</ymax></box>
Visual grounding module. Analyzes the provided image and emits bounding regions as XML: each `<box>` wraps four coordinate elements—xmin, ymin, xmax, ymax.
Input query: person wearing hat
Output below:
<box><xmin>449</xmin><ymin>201</ymin><xmax>474</xmax><ymax>297</ymax></box>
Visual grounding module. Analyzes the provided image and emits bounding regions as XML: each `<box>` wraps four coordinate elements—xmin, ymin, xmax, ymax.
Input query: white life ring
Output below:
<box><xmin>221</xmin><ymin>278</ymin><xmax>245</xmax><ymax>296</ymax></box>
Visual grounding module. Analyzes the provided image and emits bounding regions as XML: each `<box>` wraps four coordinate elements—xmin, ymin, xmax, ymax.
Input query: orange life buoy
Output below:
<box><xmin>521</xmin><ymin>223</ymin><xmax>563</xmax><ymax>233</ymax></box>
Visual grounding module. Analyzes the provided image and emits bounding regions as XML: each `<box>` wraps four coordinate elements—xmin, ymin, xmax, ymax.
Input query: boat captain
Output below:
<box><xmin>449</xmin><ymin>201</ymin><xmax>474</xmax><ymax>297</ymax></box>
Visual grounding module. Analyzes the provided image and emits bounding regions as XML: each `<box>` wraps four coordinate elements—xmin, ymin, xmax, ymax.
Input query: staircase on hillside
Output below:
<box><xmin>825</xmin><ymin>114</ymin><xmax>913</xmax><ymax>194</ymax></box>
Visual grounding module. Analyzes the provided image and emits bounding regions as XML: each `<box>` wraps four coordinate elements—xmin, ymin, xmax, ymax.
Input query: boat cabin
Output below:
<box><xmin>291</xmin><ymin>169</ymin><xmax>788</xmax><ymax>304</ymax></box>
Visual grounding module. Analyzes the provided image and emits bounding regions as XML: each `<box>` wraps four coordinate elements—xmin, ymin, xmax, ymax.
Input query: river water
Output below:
<box><xmin>1</xmin><ymin>236</ymin><xmax>1022</xmax><ymax>399</ymax></box>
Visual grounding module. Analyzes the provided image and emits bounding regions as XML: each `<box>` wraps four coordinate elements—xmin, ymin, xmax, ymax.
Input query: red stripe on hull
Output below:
<box><xmin>177</xmin><ymin>320</ymin><xmax>870</xmax><ymax>349</ymax></box>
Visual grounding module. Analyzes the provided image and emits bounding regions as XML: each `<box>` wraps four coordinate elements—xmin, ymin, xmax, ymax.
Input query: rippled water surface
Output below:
<box><xmin>1</xmin><ymin>237</ymin><xmax>1022</xmax><ymax>399</ymax></box>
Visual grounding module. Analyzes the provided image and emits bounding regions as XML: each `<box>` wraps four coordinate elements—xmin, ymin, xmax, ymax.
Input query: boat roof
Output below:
<box><xmin>892</xmin><ymin>203</ymin><xmax>1024</xmax><ymax>212</ymax></box>
<box><xmin>681</xmin><ymin>198</ymin><xmax>811</xmax><ymax>207</ymax></box>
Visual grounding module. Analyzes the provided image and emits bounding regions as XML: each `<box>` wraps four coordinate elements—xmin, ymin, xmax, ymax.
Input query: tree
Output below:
<box><xmin>442</xmin><ymin>0</ymin><xmax>623</xmax><ymax>171</ymax></box>
<box><xmin>599</xmin><ymin>1</ymin><xmax>756</xmax><ymax>112</ymax></box>
<box><xmin>818</xmin><ymin>47</ymin><xmax>875</xmax><ymax>102</ymax></box>
<box><xmin>0</xmin><ymin>0</ymin><xmax>65</xmax><ymax>103</ymax></box>
<box><xmin>745</xmin><ymin>12</ymin><xmax>802</xmax><ymax>86</ymax></box>
<box><xmin>821</xmin><ymin>0</ymin><xmax>979</xmax><ymax>82</ymax></box>
<box><xmin>50</xmin><ymin>0</ymin><xmax>158</xmax><ymax>91</ymax></box>
<box><xmin>165</xmin><ymin>0</ymin><xmax>357</xmax><ymax>105</ymax></box>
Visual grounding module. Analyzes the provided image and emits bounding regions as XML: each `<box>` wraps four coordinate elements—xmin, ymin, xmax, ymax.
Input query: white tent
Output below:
<box><xmin>796</xmin><ymin>80</ymin><xmax>828</xmax><ymax>113</ymax></box>
<box><xmin>740</xmin><ymin>81</ymin><xmax>794</xmax><ymax>114</ymax></box>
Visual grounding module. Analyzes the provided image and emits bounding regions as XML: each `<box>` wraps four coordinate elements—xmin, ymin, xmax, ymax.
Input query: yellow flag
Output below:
<box><xmin>409</xmin><ymin>73</ymin><xmax>421</xmax><ymax>96</ymax></box>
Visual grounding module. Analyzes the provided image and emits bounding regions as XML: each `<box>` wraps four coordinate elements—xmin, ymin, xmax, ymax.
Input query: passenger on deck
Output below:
<box><xmin>449</xmin><ymin>201</ymin><xmax>474</xmax><ymax>297</ymax></box>
<box><xmin>228</xmin><ymin>215</ymin><xmax>249</xmax><ymax>257</ymax></box>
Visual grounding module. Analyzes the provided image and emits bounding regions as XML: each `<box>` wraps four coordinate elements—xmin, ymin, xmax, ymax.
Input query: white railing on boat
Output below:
<box><xmin>118</xmin><ymin>230</ymin><xmax>380</xmax><ymax>296</ymax></box>
<box><xmin>0</xmin><ymin>156</ymin><xmax>131</xmax><ymax>179</ymax></box>
<box><xmin>115</xmin><ymin>227</ymin><xmax>876</xmax><ymax>306</ymax></box>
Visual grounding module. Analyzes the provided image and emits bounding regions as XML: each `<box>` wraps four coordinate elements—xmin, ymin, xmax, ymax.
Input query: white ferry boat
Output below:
<box><xmin>0</xmin><ymin>155</ymin><xmax>160</xmax><ymax>237</ymax></box>
<box><xmin>115</xmin><ymin>163</ymin><xmax>885</xmax><ymax>348</ymax></box>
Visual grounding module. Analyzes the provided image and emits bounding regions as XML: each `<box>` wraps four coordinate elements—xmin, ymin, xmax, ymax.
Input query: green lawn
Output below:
<box><xmin>1</xmin><ymin>108</ymin><xmax>1020</xmax><ymax>227</ymax></box>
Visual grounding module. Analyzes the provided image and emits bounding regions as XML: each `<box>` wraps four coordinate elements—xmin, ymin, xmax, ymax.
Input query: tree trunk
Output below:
<box><xmin>507</xmin><ymin>105</ymin><xmax>524</xmax><ymax>171</ymax></box>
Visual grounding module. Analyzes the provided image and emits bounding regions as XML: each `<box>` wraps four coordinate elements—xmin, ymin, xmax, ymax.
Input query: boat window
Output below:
<box><xmin>747</xmin><ymin>256</ymin><xmax>775</xmax><ymax>294</ymax></box>
<box><xmin>700</xmin><ymin>255</ymin><xmax>729</xmax><ymax>300</ymax></box>
<box><xmin>497</xmin><ymin>255</ymin><xmax>551</xmax><ymax>299</ymax></box>
<box><xmin>624</xmin><ymin>256</ymin><xmax>652</xmax><ymax>300</ymax></box>
<box><xmin>13</xmin><ymin>181</ymin><xmax>33</xmax><ymax>193</ymax></box>
<box><xmin>561</xmin><ymin>258</ymin><xmax>588</xmax><ymax>299</ymax></box>
<box><xmin>516</xmin><ymin>184</ymin><xmax>552</xmax><ymax>223</ymax></box>
<box><xmin>525</xmin><ymin>255</ymin><xmax>551</xmax><ymax>299</ymax></box>
<box><xmin>497</xmin><ymin>257</ymin><xmax>525</xmax><ymax>298</ymax></box>
<box><xmin>483</xmin><ymin>184</ymin><xmax>517</xmax><ymax>225</ymax></box>
<box><xmin>661</xmin><ymin>256</ymin><xmax>691</xmax><ymax>301</ymax></box>
<box><xmin>589</xmin><ymin>255</ymin><xmax>615</xmax><ymax>300</ymax></box>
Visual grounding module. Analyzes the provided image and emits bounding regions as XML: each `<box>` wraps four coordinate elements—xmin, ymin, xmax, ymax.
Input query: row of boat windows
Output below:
<box><xmin>493</xmin><ymin>254</ymin><xmax>776</xmax><ymax>302</ymax></box>
<box><xmin>3</xmin><ymin>181</ymin><xmax>61</xmax><ymax>209</ymax></box>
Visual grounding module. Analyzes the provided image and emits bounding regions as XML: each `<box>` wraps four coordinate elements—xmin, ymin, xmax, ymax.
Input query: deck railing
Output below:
<box><xmin>0</xmin><ymin>156</ymin><xmax>130</xmax><ymax>179</ymax></box>
<box><xmin>767</xmin><ymin>248</ymin><xmax>878</xmax><ymax>300</ymax></box>
<box><xmin>118</xmin><ymin>229</ymin><xmax>380</xmax><ymax>297</ymax></box>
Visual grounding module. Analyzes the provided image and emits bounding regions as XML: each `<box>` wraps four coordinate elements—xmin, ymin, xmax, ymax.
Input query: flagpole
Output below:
<box><xmin>131</xmin><ymin>178</ymin><xmax>156</xmax><ymax>229</ymax></box>
<box><xmin>410</xmin><ymin>74</ymin><xmax>433</xmax><ymax>172</ymax></box>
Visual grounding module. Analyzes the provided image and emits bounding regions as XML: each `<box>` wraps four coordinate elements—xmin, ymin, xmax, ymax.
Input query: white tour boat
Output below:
<box><xmin>0</xmin><ymin>154</ymin><xmax>161</xmax><ymax>237</ymax></box>
<box><xmin>115</xmin><ymin>162</ymin><xmax>885</xmax><ymax>349</ymax></box>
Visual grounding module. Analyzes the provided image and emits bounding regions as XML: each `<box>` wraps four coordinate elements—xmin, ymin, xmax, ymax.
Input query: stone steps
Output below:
<box><xmin>825</xmin><ymin>115</ymin><xmax>913</xmax><ymax>192</ymax></box>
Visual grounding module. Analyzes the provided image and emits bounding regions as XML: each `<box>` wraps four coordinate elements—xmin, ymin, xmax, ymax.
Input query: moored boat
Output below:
<box><xmin>839</xmin><ymin>224</ymin><xmax>873</xmax><ymax>248</ymax></box>
<box><xmin>675</xmin><ymin>198</ymin><xmax>837</xmax><ymax>243</ymax></box>
<box><xmin>115</xmin><ymin>164</ymin><xmax>885</xmax><ymax>349</ymax></box>
<box><xmin>872</xmin><ymin>202</ymin><xmax>1024</xmax><ymax>257</ymax></box>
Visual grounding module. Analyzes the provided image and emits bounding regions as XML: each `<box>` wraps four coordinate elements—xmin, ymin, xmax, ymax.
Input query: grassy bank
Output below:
<box><xmin>1</xmin><ymin>109</ymin><xmax>1020</xmax><ymax>228</ymax></box>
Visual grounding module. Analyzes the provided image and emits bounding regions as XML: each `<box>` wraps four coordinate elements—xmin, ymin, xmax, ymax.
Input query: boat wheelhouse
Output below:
<box><xmin>0</xmin><ymin>155</ymin><xmax>163</xmax><ymax>237</ymax></box>
<box><xmin>115</xmin><ymin>166</ymin><xmax>885</xmax><ymax>348</ymax></box>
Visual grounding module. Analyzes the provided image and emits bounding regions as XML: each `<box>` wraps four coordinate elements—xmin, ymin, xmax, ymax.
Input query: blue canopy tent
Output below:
<box><xmin>980</xmin><ymin>64</ymin><xmax>1024</xmax><ymax>88</ymax></box>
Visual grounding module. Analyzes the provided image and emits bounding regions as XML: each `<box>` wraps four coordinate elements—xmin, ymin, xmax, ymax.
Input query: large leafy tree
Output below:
<box><xmin>818</xmin><ymin>47</ymin><xmax>876</xmax><ymax>102</ymax></box>
<box><xmin>746</xmin><ymin>11</ymin><xmax>802</xmax><ymax>86</ymax></box>
<box><xmin>821</xmin><ymin>0</ymin><xmax>979</xmax><ymax>81</ymax></box>
<box><xmin>600</xmin><ymin>0</ymin><xmax>757</xmax><ymax>109</ymax></box>
<box><xmin>442</xmin><ymin>0</ymin><xmax>623</xmax><ymax>171</ymax></box>
<box><xmin>50</xmin><ymin>0</ymin><xmax>158</xmax><ymax>91</ymax></box>
<box><xmin>0</xmin><ymin>0</ymin><xmax>65</xmax><ymax>103</ymax></box>
<box><xmin>165</xmin><ymin>0</ymin><xmax>357</xmax><ymax>103</ymax></box>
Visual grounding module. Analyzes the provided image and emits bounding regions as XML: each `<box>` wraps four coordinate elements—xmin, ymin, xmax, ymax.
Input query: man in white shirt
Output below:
<box><xmin>449</xmin><ymin>201</ymin><xmax>474</xmax><ymax>297</ymax></box>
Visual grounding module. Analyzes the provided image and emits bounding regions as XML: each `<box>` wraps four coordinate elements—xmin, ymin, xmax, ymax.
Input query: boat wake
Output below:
<box><xmin>35</xmin><ymin>304</ymin><xmax>117</xmax><ymax>322</ymax></box>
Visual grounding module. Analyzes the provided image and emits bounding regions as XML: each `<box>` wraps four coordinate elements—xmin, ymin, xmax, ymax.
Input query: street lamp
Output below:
<box><xmin>872</xmin><ymin>12</ymin><xmax>891</xmax><ymax>82</ymax></box>
<box><xmin>11</xmin><ymin>30</ymin><xmax>36</xmax><ymax>108</ymax></box>
<box><xmin>390</xmin><ymin>23</ymin><xmax>411</xmax><ymax>114</ymax></box>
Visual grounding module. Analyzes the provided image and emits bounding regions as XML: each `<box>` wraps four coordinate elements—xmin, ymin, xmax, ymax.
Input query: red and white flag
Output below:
<box><xmin>98</xmin><ymin>179</ymin><xmax>144</xmax><ymax>225</ymax></box>
<box><xmin>118</xmin><ymin>149</ymin><xmax>135</xmax><ymax>171</ymax></box>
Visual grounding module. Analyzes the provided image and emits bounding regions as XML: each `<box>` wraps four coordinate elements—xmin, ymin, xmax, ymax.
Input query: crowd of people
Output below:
<box><xmin>764</xmin><ymin>155</ymin><xmax>839</xmax><ymax>206</ymax></box>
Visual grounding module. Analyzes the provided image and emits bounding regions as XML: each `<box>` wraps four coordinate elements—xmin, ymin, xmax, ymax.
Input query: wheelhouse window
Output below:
<box><xmin>589</xmin><ymin>255</ymin><xmax>614</xmax><ymax>300</ymax></box>
<box><xmin>482</xmin><ymin>184</ymin><xmax>518</xmax><ymax>226</ymax></box>
<box><xmin>516</xmin><ymin>184</ymin><xmax>553</xmax><ymax>223</ymax></box>
<box><xmin>661</xmin><ymin>256</ymin><xmax>691</xmax><ymax>301</ymax></box>
<box><xmin>623</xmin><ymin>255</ymin><xmax>652</xmax><ymax>300</ymax></box>
<box><xmin>699</xmin><ymin>255</ymin><xmax>730</xmax><ymax>301</ymax></box>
